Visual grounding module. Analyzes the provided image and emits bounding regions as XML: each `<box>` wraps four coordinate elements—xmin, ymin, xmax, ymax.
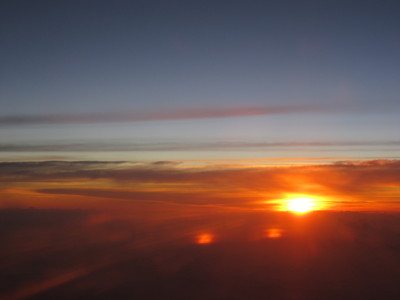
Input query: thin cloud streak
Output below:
<box><xmin>1</xmin><ymin>140</ymin><xmax>400</xmax><ymax>152</ymax></box>
<box><xmin>0</xmin><ymin>105</ymin><xmax>322</xmax><ymax>126</ymax></box>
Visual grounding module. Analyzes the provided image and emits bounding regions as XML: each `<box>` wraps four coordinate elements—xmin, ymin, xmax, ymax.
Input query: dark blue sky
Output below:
<box><xmin>1</xmin><ymin>0</ymin><xmax>400</xmax><ymax>161</ymax></box>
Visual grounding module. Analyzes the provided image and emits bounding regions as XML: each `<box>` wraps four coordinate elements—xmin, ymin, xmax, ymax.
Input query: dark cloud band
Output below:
<box><xmin>0</xmin><ymin>105</ymin><xmax>322</xmax><ymax>126</ymax></box>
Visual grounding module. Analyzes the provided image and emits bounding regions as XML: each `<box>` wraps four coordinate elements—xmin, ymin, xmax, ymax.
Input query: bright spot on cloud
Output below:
<box><xmin>265</xmin><ymin>228</ymin><xmax>284</xmax><ymax>239</ymax></box>
<box><xmin>196</xmin><ymin>233</ymin><xmax>214</xmax><ymax>244</ymax></box>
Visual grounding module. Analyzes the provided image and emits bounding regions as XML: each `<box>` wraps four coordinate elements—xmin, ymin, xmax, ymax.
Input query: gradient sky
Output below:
<box><xmin>1</xmin><ymin>0</ymin><xmax>400</xmax><ymax>162</ymax></box>
<box><xmin>3</xmin><ymin>3</ymin><xmax>400</xmax><ymax>298</ymax></box>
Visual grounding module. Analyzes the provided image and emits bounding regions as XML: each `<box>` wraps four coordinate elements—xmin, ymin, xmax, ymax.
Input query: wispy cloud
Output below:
<box><xmin>1</xmin><ymin>140</ymin><xmax>400</xmax><ymax>152</ymax></box>
<box><xmin>0</xmin><ymin>105</ymin><xmax>322</xmax><ymax>126</ymax></box>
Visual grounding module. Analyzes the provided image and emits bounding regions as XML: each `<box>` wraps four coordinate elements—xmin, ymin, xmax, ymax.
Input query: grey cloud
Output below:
<box><xmin>0</xmin><ymin>161</ymin><xmax>132</xmax><ymax>178</ymax></box>
<box><xmin>0</xmin><ymin>105</ymin><xmax>322</xmax><ymax>126</ymax></box>
<box><xmin>35</xmin><ymin>188</ymin><xmax>256</xmax><ymax>207</ymax></box>
<box><xmin>1</xmin><ymin>140</ymin><xmax>400</xmax><ymax>152</ymax></box>
<box><xmin>151</xmin><ymin>161</ymin><xmax>181</xmax><ymax>166</ymax></box>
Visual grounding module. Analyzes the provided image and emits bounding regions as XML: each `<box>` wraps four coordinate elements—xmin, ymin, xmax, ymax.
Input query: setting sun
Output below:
<box><xmin>286</xmin><ymin>197</ymin><xmax>316</xmax><ymax>214</ymax></box>
<box><xmin>274</xmin><ymin>193</ymin><xmax>328</xmax><ymax>214</ymax></box>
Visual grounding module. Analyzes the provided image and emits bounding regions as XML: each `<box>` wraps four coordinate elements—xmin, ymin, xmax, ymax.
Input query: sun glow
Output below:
<box><xmin>286</xmin><ymin>197</ymin><xmax>315</xmax><ymax>213</ymax></box>
<box><xmin>274</xmin><ymin>194</ymin><xmax>327</xmax><ymax>214</ymax></box>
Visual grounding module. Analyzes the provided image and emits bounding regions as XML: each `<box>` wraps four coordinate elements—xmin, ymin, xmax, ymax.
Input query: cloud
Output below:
<box><xmin>35</xmin><ymin>188</ymin><xmax>258</xmax><ymax>207</ymax></box>
<box><xmin>1</xmin><ymin>159</ymin><xmax>400</xmax><ymax>211</ymax></box>
<box><xmin>151</xmin><ymin>161</ymin><xmax>181</xmax><ymax>166</ymax></box>
<box><xmin>2</xmin><ymin>208</ymin><xmax>400</xmax><ymax>300</ymax></box>
<box><xmin>0</xmin><ymin>105</ymin><xmax>322</xmax><ymax>126</ymax></box>
<box><xmin>1</xmin><ymin>140</ymin><xmax>400</xmax><ymax>153</ymax></box>
<box><xmin>2</xmin><ymin>165</ymin><xmax>400</xmax><ymax>298</ymax></box>
<box><xmin>0</xmin><ymin>161</ymin><xmax>131</xmax><ymax>176</ymax></box>
<box><xmin>0</xmin><ymin>160</ymin><xmax>281</xmax><ymax>189</ymax></box>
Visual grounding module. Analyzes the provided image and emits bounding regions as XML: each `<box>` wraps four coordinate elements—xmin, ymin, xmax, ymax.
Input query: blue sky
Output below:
<box><xmin>1</xmin><ymin>0</ymin><xmax>400</xmax><ymax>162</ymax></box>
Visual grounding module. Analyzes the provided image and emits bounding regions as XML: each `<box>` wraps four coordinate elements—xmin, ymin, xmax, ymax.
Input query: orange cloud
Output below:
<box><xmin>1</xmin><ymin>159</ymin><xmax>400</xmax><ymax>212</ymax></box>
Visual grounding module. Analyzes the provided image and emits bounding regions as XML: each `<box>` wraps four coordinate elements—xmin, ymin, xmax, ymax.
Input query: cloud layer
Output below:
<box><xmin>2</xmin><ymin>160</ymin><xmax>400</xmax><ymax>300</ymax></box>
<box><xmin>1</xmin><ymin>159</ymin><xmax>400</xmax><ymax>211</ymax></box>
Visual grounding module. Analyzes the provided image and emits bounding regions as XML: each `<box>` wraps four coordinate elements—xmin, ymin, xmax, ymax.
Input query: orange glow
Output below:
<box><xmin>275</xmin><ymin>194</ymin><xmax>328</xmax><ymax>214</ymax></box>
<box><xmin>287</xmin><ymin>197</ymin><xmax>315</xmax><ymax>214</ymax></box>
<box><xmin>265</xmin><ymin>228</ymin><xmax>283</xmax><ymax>239</ymax></box>
<box><xmin>196</xmin><ymin>233</ymin><xmax>214</xmax><ymax>244</ymax></box>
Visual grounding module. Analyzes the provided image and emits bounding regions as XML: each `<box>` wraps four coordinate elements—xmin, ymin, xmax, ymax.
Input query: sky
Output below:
<box><xmin>1</xmin><ymin>0</ymin><xmax>400</xmax><ymax>162</ymax></box>
<box><xmin>2</xmin><ymin>1</ymin><xmax>400</xmax><ymax>299</ymax></box>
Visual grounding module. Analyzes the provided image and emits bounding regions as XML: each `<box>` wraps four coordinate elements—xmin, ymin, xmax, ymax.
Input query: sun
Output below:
<box><xmin>286</xmin><ymin>197</ymin><xmax>316</xmax><ymax>214</ymax></box>
<box><xmin>271</xmin><ymin>194</ymin><xmax>328</xmax><ymax>214</ymax></box>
